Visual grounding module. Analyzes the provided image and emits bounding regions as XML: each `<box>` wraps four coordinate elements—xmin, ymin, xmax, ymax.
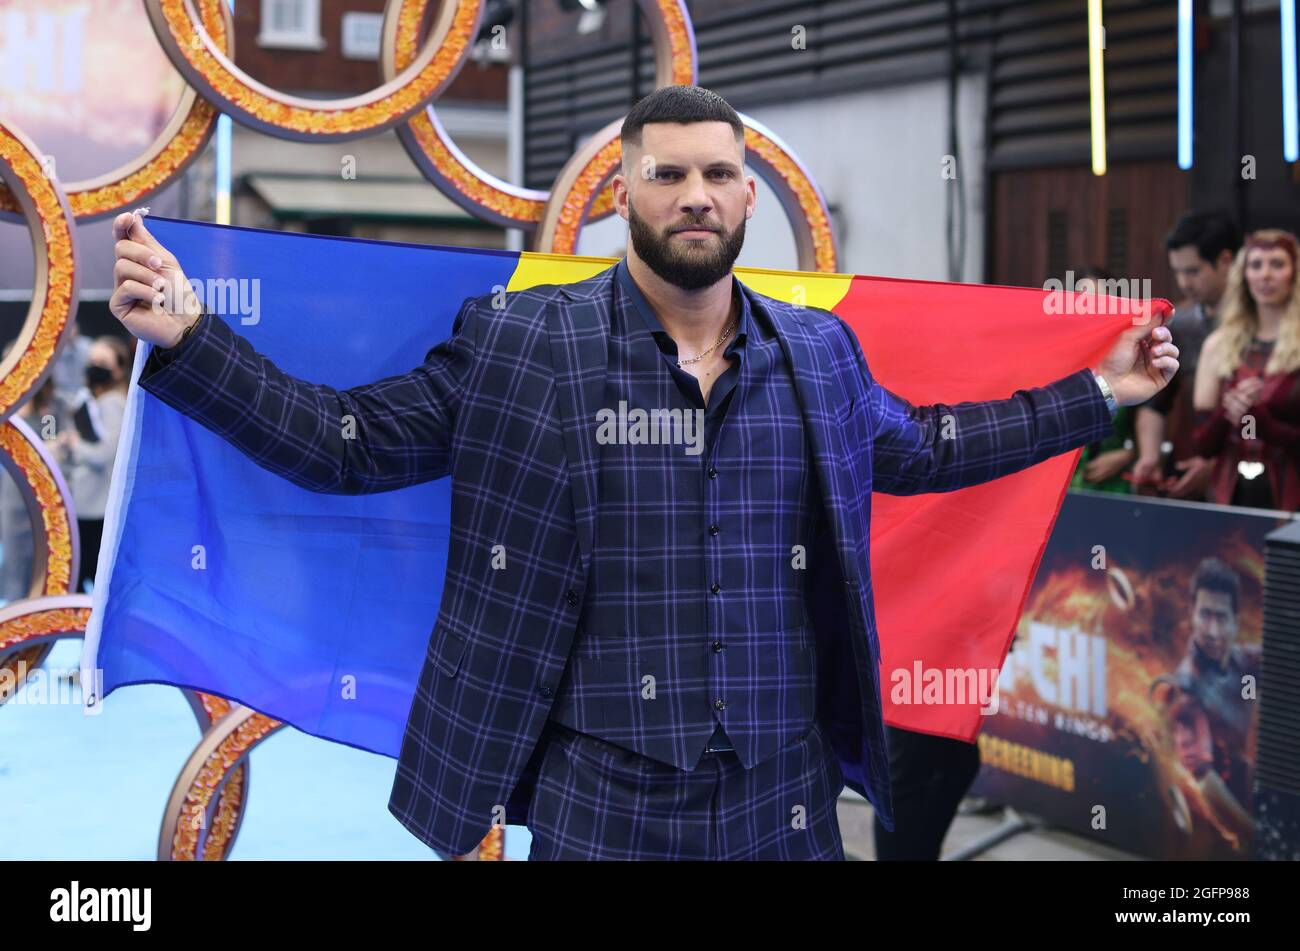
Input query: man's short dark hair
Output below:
<box><xmin>620</xmin><ymin>85</ymin><xmax>744</xmax><ymax>154</ymax></box>
<box><xmin>1164</xmin><ymin>211</ymin><xmax>1243</xmax><ymax>264</ymax></box>
<box><xmin>1191</xmin><ymin>557</ymin><xmax>1240</xmax><ymax>617</ymax></box>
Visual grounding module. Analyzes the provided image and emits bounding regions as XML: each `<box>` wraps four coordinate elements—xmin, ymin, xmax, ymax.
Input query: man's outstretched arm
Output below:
<box><xmin>113</xmin><ymin>211</ymin><xmax>476</xmax><ymax>496</ymax></box>
<box><xmin>833</xmin><ymin>310</ymin><xmax>1178</xmax><ymax>496</ymax></box>
<box><xmin>865</xmin><ymin>366</ymin><xmax>1114</xmax><ymax>495</ymax></box>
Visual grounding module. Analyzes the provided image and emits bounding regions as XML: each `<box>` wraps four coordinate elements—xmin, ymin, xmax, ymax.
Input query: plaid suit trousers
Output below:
<box><xmin>526</xmin><ymin>718</ymin><xmax>846</xmax><ymax>860</ymax></box>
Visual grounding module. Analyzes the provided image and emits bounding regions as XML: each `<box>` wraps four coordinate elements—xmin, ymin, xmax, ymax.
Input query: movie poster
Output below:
<box><xmin>971</xmin><ymin>491</ymin><xmax>1291</xmax><ymax>860</ymax></box>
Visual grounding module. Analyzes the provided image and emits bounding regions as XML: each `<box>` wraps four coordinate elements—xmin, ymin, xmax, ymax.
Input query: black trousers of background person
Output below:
<box><xmin>76</xmin><ymin>518</ymin><xmax>104</xmax><ymax>594</ymax></box>
<box><xmin>873</xmin><ymin>724</ymin><xmax>982</xmax><ymax>861</ymax></box>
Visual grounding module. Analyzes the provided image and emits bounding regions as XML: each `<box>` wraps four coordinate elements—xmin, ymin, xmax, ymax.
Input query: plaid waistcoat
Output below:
<box><xmin>547</xmin><ymin>277</ymin><xmax>822</xmax><ymax>770</ymax></box>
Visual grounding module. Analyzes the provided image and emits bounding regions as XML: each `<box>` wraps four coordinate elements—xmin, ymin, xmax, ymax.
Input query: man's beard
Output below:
<box><xmin>627</xmin><ymin>200</ymin><xmax>745</xmax><ymax>291</ymax></box>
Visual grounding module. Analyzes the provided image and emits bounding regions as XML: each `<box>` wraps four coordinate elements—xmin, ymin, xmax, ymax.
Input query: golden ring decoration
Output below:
<box><xmin>144</xmin><ymin>0</ymin><xmax>481</xmax><ymax>141</ymax></box>
<box><xmin>0</xmin><ymin>120</ymin><xmax>80</xmax><ymax>425</ymax></box>
<box><xmin>0</xmin><ymin>595</ymin><xmax>93</xmax><ymax>707</ymax></box>
<box><xmin>0</xmin><ymin>0</ymin><xmax>233</xmax><ymax>223</ymax></box>
<box><xmin>0</xmin><ymin>415</ymin><xmax>81</xmax><ymax>607</ymax></box>
<box><xmin>160</xmin><ymin>698</ymin><xmax>505</xmax><ymax>860</ymax></box>
<box><xmin>159</xmin><ymin>694</ymin><xmax>275</xmax><ymax>860</ymax></box>
<box><xmin>381</xmin><ymin>0</ymin><xmax>697</xmax><ymax>228</ymax></box>
<box><xmin>533</xmin><ymin>112</ymin><xmax>839</xmax><ymax>273</ymax></box>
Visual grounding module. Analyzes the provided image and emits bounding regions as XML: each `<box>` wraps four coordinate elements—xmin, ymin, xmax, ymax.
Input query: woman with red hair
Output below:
<box><xmin>1191</xmin><ymin>229</ymin><xmax>1300</xmax><ymax>510</ymax></box>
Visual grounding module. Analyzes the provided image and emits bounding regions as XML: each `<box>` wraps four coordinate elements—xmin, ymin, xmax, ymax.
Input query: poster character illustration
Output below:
<box><xmin>973</xmin><ymin>494</ymin><xmax>1274</xmax><ymax>859</ymax></box>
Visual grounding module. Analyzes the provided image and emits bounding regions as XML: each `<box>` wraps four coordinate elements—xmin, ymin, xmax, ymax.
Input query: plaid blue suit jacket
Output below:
<box><xmin>138</xmin><ymin>263</ymin><xmax>1114</xmax><ymax>855</ymax></box>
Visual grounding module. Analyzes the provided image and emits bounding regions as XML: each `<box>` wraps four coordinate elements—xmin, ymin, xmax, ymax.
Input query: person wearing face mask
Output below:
<box><xmin>1191</xmin><ymin>230</ymin><xmax>1300</xmax><ymax>511</ymax></box>
<box><xmin>54</xmin><ymin>336</ymin><xmax>134</xmax><ymax>592</ymax></box>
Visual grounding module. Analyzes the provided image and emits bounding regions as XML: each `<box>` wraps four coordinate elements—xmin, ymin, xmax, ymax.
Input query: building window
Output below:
<box><xmin>341</xmin><ymin>12</ymin><xmax>383</xmax><ymax>60</ymax></box>
<box><xmin>258</xmin><ymin>0</ymin><xmax>324</xmax><ymax>51</ymax></box>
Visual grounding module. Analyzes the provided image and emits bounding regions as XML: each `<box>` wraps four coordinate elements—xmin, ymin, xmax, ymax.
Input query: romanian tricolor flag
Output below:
<box><xmin>83</xmin><ymin>217</ymin><xmax>1148</xmax><ymax>749</ymax></box>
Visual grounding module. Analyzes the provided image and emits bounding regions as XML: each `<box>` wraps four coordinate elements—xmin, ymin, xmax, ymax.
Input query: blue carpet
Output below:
<box><xmin>0</xmin><ymin>638</ymin><xmax>533</xmax><ymax>860</ymax></box>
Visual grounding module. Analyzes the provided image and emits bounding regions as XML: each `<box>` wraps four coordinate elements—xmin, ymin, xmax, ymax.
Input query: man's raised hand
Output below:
<box><xmin>110</xmin><ymin>211</ymin><xmax>201</xmax><ymax>348</ymax></box>
<box><xmin>1095</xmin><ymin>306</ymin><xmax>1180</xmax><ymax>407</ymax></box>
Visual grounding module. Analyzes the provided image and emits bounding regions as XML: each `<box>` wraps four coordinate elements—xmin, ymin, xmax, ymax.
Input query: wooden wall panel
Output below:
<box><xmin>989</xmin><ymin>161</ymin><xmax>1189</xmax><ymax>303</ymax></box>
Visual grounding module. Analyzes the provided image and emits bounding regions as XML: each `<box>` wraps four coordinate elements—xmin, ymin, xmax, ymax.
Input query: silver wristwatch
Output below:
<box><xmin>1092</xmin><ymin>372</ymin><xmax>1118</xmax><ymax>419</ymax></box>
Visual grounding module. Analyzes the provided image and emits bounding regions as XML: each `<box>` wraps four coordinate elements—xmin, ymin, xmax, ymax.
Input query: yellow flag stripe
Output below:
<box><xmin>511</xmin><ymin>251</ymin><xmax>854</xmax><ymax>312</ymax></box>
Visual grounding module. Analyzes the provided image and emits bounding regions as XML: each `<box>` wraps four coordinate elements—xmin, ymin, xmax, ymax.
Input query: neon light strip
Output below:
<box><xmin>215</xmin><ymin>115</ymin><xmax>231</xmax><ymax>224</ymax></box>
<box><xmin>1285</xmin><ymin>0</ymin><xmax>1298</xmax><ymax>162</ymax></box>
<box><xmin>215</xmin><ymin>0</ymin><xmax>234</xmax><ymax>223</ymax></box>
<box><xmin>1178</xmin><ymin>0</ymin><xmax>1193</xmax><ymax>169</ymax></box>
<box><xmin>1089</xmin><ymin>0</ymin><xmax>1107</xmax><ymax>175</ymax></box>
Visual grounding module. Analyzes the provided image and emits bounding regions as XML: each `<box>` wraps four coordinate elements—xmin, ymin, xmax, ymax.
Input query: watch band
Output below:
<box><xmin>169</xmin><ymin>311</ymin><xmax>203</xmax><ymax>351</ymax></box>
<box><xmin>1092</xmin><ymin>371</ymin><xmax>1118</xmax><ymax>419</ymax></box>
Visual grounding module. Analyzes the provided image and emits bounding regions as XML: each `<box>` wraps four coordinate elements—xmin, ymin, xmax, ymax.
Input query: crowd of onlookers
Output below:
<box><xmin>0</xmin><ymin>333</ymin><xmax>133</xmax><ymax>603</ymax></box>
<box><xmin>1070</xmin><ymin>211</ymin><xmax>1300</xmax><ymax>513</ymax></box>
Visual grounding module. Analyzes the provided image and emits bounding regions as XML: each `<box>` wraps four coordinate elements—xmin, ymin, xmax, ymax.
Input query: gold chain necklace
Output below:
<box><xmin>677</xmin><ymin>315</ymin><xmax>738</xmax><ymax>368</ymax></box>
